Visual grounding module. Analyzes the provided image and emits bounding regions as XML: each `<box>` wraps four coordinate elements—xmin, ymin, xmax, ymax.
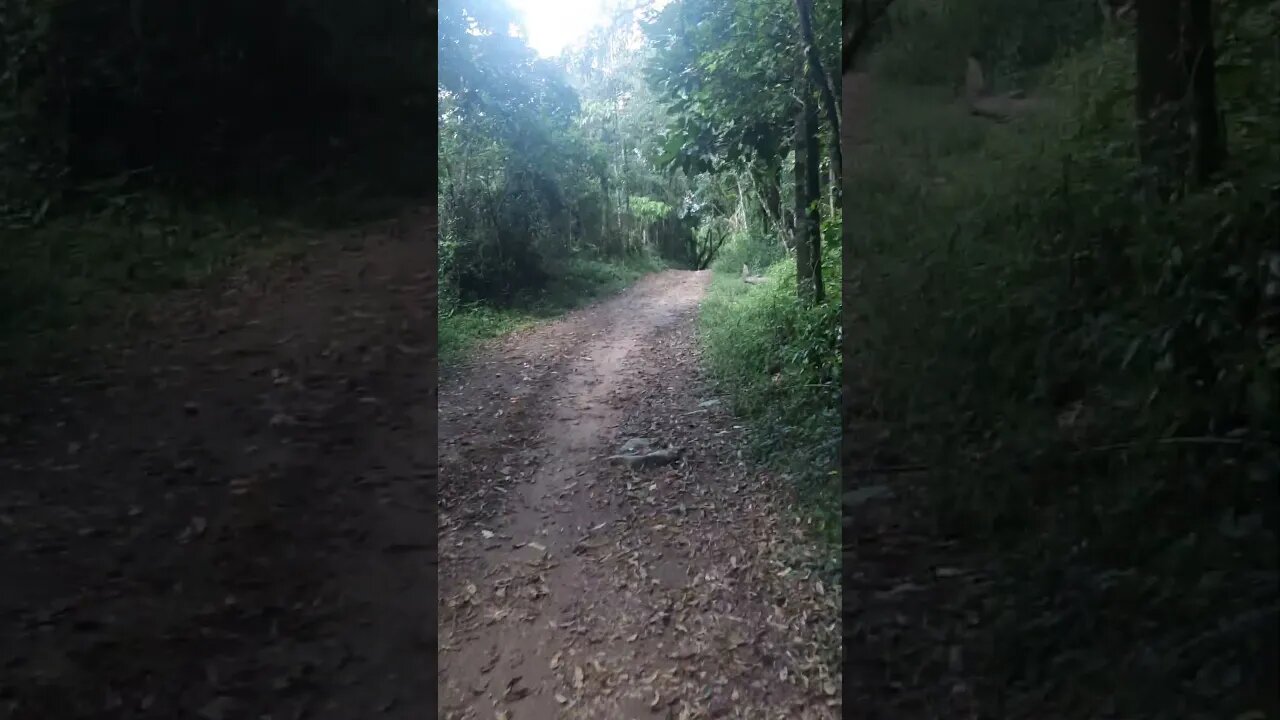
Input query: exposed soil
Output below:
<box><xmin>438</xmin><ymin>270</ymin><xmax>840</xmax><ymax>719</ymax></box>
<box><xmin>0</xmin><ymin>209</ymin><xmax>438</xmax><ymax>719</ymax></box>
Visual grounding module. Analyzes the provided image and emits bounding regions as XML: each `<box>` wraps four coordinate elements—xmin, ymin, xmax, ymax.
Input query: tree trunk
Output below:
<box><xmin>600</xmin><ymin>174</ymin><xmax>610</xmax><ymax>248</ymax></box>
<box><xmin>828</xmin><ymin>162</ymin><xmax>837</xmax><ymax>217</ymax></box>
<box><xmin>803</xmin><ymin>91</ymin><xmax>824</xmax><ymax>304</ymax></box>
<box><xmin>793</xmin><ymin>93</ymin><xmax>823</xmax><ymax>303</ymax></box>
<box><xmin>1184</xmin><ymin>0</ymin><xmax>1224</xmax><ymax>184</ymax></box>
<box><xmin>1135</xmin><ymin>0</ymin><xmax>1189</xmax><ymax>200</ymax></box>
<box><xmin>795</xmin><ymin>0</ymin><xmax>842</xmax><ymax>184</ymax></box>
<box><xmin>618</xmin><ymin>122</ymin><xmax>630</xmax><ymax>248</ymax></box>
<box><xmin>794</xmin><ymin>105</ymin><xmax>812</xmax><ymax>301</ymax></box>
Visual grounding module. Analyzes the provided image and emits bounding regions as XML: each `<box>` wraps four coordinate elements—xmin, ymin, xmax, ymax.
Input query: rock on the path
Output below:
<box><xmin>611</xmin><ymin>437</ymin><xmax>682</xmax><ymax>469</ymax></box>
<box><xmin>619</xmin><ymin>437</ymin><xmax>656</xmax><ymax>454</ymax></box>
<box><xmin>608</xmin><ymin>447</ymin><xmax>682</xmax><ymax>469</ymax></box>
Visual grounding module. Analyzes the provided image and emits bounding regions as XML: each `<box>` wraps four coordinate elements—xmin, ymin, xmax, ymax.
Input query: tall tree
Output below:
<box><xmin>793</xmin><ymin>88</ymin><xmax>823</xmax><ymax>303</ymax></box>
<box><xmin>793</xmin><ymin>103</ymin><xmax>813</xmax><ymax>301</ymax></box>
<box><xmin>795</xmin><ymin>0</ymin><xmax>842</xmax><ymax>182</ymax></box>
<box><xmin>644</xmin><ymin>0</ymin><xmax>836</xmax><ymax>248</ymax></box>
<box><xmin>1135</xmin><ymin>0</ymin><xmax>1189</xmax><ymax>199</ymax></box>
<box><xmin>1184</xmin><ymin>0</ymin><xmax>1224</xmax><ymax>183</ymax></box>
<box><xmin>803</xmin><ymin>90</ymin><xmax>824</xmax><ymax>304</ymax></box>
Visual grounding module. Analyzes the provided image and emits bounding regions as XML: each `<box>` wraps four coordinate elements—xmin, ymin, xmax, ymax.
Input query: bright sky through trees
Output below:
<box><xmin>506</xmin><ymin>0</ymin><xmax>672</xmax><ymax>57</ymax></box>
<box><xmin>507</xmin><ymin>0</ymin><xmax>607</xmax><ymax>56</ymax></box>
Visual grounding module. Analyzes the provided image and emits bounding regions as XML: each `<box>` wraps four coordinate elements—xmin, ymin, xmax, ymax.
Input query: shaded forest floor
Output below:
<box><xmin>0</xmin><ymin>209</ymin><xmax>437</xmax><ymax>719</ymax></box>
<box><xmin>438</xmin><ymin>270</ymin><xmax>840</xmax><ymax>719</ymax></box>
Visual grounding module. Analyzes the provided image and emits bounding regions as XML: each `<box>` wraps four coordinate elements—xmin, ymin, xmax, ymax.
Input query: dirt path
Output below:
<box><xmin>439</xmin><ymin>270</ymin><xmax>840</xmax><ymax>719</ymax></box>
<box><xmin>1</xmin><ymin>211</ymin><xmax>437</xmax><ymax>719</ymax></box>
<box><xmin>0</xmin><ymin>229</ymin><xmax>837</xmax><ymax>718</ymax></box>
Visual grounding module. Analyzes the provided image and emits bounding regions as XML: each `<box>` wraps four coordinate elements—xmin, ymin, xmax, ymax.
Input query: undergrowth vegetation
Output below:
<box><xmin>0</xmin><ymin>2</ymin><xmax>432</xmax><ymax>373</ymax></box>
<box><xmin>439</xmin><ymin>253</ymin><xmax>664</xmax><ymax>364</ymax></box>
<box><xmin>436</xmin><ymin>1</ymin><xmax>756</xmax><ymax>362</ymax></box>
<box><xmin>439</xmin><ymin>0</ymin><xmax>846</xmax><ymax>542</ymax></box>
<box><xmin>848</xmin><ymin>0</ymin><xmax>1278</xmax><ymax>715</ymax></box>
<box><xmin>701</xmin><ymin>219</ymin><xmax>841</xmax><ymax>546</ymax></box>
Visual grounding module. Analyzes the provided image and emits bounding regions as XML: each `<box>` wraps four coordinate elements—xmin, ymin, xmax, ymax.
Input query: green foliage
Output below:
<box><xmin>439</xmin><ymin>0</ymin><xmax>843</xmax><ymax>547</ymax></box>
<box><xmin>700</xmin><ymin>240</ymin><xmax>841</xmax><ymax>545</ymax></box>
<box><xmin>644</xmin><ymin>0</ymin><xmax>801</xmax><ymax>174</ymax></box>
<box><xmin>628</xmin><ymin>196</ymin><xmax>673</xmax><ymax>224</ymax></box>
<box><xmin>850</xmin><ymin>6</ymin><xmax>1279</xmax><ymax>714</ymax></box>
<box><xmin>440</xmin><ymin>253</ymin><xmax>664</xmax><ymax>365</ymax></box>
<box><xmin>439</xmin><ymin>304</ymin><xmax>539</xmax><ymax>368</ymax></box>
<box><xmin>537</xmin><ymin>254</ymin><xmax>667</xmax><ymax>307</ymax></box>
<box><xmin>439</xmin><ymin>1</ymin><xmax>693</xmax><ymax>303</ymax></box>
<box><xmin>644</xmin><ymin>0</ymin><xmax>839</xmax><ymax>175</ymax></box>
<box><xmin>710</xmin><ymin>228</ymin><xmax>787</xmax><ymax>275</ymax></box>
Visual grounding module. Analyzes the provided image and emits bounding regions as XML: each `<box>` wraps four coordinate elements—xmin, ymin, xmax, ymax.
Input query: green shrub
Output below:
<box><xmin>439</xmin><ymin>252</ymin><xmax>665</xmax><ymax>365</ymax></box>
<box><xmin>849</xmin><ymin>16</ymin><xmax>1278</xmax><ymax>714</ymax></box>
<box><xmin>710</xmin><ymin>228</ymin><xmax>788</xmax><ymax>276</ymax></box>
<box><xmin>700</xmin><ymin>240</ymin><xmax>841</xmax><ymax>545</ymax></box>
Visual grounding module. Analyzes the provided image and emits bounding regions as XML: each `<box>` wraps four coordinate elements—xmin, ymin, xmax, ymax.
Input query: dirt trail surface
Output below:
<box><xmin>439</xmin><ymin>270</ymin><xmax>840</xmax><ymax>720</ymax></box>
<box><xmin>1</xmin><ymin>210</ymin><xmax>437</xmax><ymax>719</ymax></box>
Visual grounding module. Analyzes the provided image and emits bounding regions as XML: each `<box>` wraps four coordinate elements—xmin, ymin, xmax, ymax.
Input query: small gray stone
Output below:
<box><xmin>619</xmin><ymin>437</ymin><xmax>656</xmax><ymax>454</ymax></box>
<box><xmin>608</xmin><ymin>448</ymin><xmax>681</xmax><ymax>469</ymax></box>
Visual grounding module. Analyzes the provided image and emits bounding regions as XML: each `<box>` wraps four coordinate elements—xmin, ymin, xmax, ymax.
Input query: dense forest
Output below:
<box><xmin>0</xmin><ymin>1</ymin><xmax>434</xmax><ymax>371</ymax></box>
<box><xmin>2</xmin><ymin>0</ymin><xmax>1273</xmax><ymax>716</ymax></box>
<box><xmin>436</xmin><ymin>1</ymin><xmax>844</xmax><ymax>714</ymax></box>
<box><xmin>843</xmin><ymin>0</ymin><xmax>1278</xmax><ymax>716</ymax></box>
<box><xmin>439</xmin><ymin>0</ymin><xmax>843</xmax><ymax>523</ymax></box>
<box><xmin>438</xmin><ymin>0</ymin><xmax>841</xmax><ymax>299</ymax></box>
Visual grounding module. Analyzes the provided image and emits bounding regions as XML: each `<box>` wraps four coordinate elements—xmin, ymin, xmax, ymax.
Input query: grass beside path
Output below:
<box><xmin>698</xmin><ymin>261</ymin><xmax>841</xmax><ymax>550</ymax></box>
<box><xmin>439</xmin><ymin>254</ymin><xmax>665</xmax><ymax>366</ymax></box>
